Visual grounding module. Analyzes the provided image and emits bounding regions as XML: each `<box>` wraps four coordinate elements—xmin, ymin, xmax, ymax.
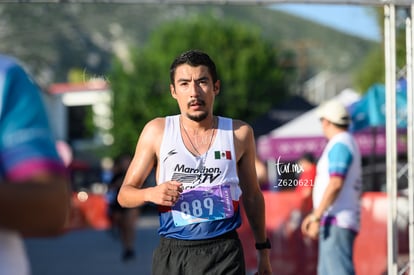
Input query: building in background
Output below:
<box><xmin>43</xmin><ymin>79</ymin><xmax>113</xmax><ymax>191</ymax></box>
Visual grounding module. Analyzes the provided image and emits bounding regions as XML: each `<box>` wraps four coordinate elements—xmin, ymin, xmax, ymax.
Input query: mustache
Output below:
<box><xmin>187</xmin><ymin>99</ymin><xmax>205</xmax><ymax>107</ymax></box>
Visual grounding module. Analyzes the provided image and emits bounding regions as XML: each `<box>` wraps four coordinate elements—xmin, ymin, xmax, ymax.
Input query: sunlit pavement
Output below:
<box><xmin>25</xmin><ymin>215</ymin><xmax>160</xmax><ymax>275</ymax></box>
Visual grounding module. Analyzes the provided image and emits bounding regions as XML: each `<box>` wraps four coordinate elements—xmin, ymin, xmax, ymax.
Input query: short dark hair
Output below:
<box><xmin>169</xmin><ymin>49</ymin><xmax>218</xmax><ymax>85</ymax></box>
<box><xmin>300</xmin><ymin>152</ymin><xmax>315</xmax><ymax>164</ymax></box>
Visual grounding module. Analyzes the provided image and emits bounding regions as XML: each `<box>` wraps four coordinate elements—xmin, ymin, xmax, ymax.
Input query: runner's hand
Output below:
<box><xmin>147</xmin><ymin>181</ymin><xmax>183</xmax><ymax>206</ymax></box>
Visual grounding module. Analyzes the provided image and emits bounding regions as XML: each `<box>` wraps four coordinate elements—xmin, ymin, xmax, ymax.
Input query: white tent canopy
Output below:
<box><xmin>267</xmin><ymin>88</ymin><xmax>360</xmax><ymax>138</ymax></box>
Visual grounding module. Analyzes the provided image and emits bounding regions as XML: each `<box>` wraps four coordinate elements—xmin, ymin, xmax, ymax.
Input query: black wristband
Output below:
<box><xmin>255</xmin><ymin>238</ymin><xmax>271</xmax><ymax>250</ymax></box>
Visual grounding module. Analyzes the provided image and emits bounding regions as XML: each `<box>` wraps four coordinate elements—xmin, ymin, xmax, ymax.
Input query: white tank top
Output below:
<box><xmin>157</xmin><ymin>115</ymin><xmax>242</xmax><ymax>239</ymax></box>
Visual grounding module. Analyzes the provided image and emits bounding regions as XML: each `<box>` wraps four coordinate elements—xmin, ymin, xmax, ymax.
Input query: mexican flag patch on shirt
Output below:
<box><xmin>214</xmin><ymin>150</ymin><xmax>232</xmax><ymax>160</ymax></box>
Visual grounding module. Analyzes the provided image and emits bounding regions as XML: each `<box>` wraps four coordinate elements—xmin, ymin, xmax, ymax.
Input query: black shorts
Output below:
<box><xmin>152</xmin><ymin>230</ymin><xmax>246</xmax><ymax>275</ymax></box>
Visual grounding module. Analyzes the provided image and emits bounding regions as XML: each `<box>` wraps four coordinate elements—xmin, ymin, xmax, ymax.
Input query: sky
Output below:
<box><xmin>272</xmin><ymin>4</ymin><xmax>381</xmax><ymax>41</ymax></box>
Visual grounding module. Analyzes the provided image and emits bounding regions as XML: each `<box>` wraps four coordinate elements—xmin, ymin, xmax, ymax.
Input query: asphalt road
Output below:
<box><xmin>25</xmin><ymin>216</ymin><xmax>159</xmax><ymax>275</ymax></box>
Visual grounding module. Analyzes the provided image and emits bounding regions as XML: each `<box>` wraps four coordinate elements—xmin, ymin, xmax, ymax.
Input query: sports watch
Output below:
<box><xmin>255</xmin><ymin>238</ymin><xmax>271</xmax><ymax>250</ymax></box>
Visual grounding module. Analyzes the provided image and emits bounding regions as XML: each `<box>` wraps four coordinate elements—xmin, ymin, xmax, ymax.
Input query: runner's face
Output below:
<box><xmin>170</xmin><ymin>64</ymin><xmax>220</xmax><ymax>122</ymax></box>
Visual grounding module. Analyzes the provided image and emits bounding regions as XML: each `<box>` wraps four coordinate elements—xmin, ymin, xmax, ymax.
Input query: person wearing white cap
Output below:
<box><xmin>301</xmin><ymin>99</ymin><xmax>362</xmax><ymax>275</ymax></box>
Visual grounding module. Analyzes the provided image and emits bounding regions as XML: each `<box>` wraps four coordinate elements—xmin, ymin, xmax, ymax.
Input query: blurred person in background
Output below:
<box><xmin>118</xmin><ymin>49</ymin><xmax>271</xmax><ymax>275</ymax></box>
<box><xmin>0</xmin><ymin>55</ymin><xmax>70</xmax><ymax>275</ymax></box>
<box><xmin>301</xmin><ymin>99</ymin><xmax>362</xmax><ymax>275</ymax></box>
<box><xmin>286</xmin><ymin>152</ymin><xmax>317</xmax><ymax>237</ymax></box>
<box><xmin>285</xmin><ymin>152</ymin><xmax>317</xmax><ymax>274</ymax></box>
<box><xmin>107</xmin><ymin>153</ymin><xmax>139</xmax><ymax>262</ymax></box>
<box><xmin>295</xmin><ymin>152</ymin><xmax>316</xmax><ymax>214</ymax></box>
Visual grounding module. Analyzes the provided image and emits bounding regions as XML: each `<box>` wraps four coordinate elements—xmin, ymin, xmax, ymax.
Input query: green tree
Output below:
<box><xmin>109</xmin><ymin>16</ymin><xmax>289</xmax><ymax>156</ymax></box>
<box><xmin>354</xmin><ymin>7</ymin><xmax>407</xmax><ymax>92</ymax></box>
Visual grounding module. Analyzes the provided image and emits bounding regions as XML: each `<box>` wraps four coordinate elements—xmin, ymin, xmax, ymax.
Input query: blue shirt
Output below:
<box><xmin>0</xmin><ymin>55</ymin><xmax>66</xmax><ymax>181</ymax></box>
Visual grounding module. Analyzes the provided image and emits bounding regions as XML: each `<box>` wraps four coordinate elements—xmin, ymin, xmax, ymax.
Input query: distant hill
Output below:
<box><xmin>0</xmin><ymin>4</ymin><xmax>378</xmax><ymax>88</ymax></box>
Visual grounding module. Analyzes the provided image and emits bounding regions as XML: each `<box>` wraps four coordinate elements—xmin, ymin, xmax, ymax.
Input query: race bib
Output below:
<box><xmin>171</xmin><ymin>184</ymin><xmax>234</xmax><ymax>226</ymax></box>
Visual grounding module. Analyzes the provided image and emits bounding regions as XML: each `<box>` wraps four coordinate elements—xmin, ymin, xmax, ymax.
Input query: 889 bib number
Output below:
<box><xmin>171</xmin><ymin>185</ymin><xmax>234</xmax><ymax>226</ymax></box>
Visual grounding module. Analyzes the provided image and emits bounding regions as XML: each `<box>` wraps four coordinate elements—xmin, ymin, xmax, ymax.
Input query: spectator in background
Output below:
<box><xmin>107</xmin><ymin>154</ymin><xmax>139</xmax><ymax>262</ymax></box>
<box><xmin>301</xmin><ymin>99</ymin><xmax>362</xmax><ymax>275</ymax></box>
<box><xmin>0</xmin><ymin>54</ymin><xmax>70</xmax><ymax>275</ymax></box>
<box><xmin>286</xmin><ymin>152</ymin><xmax>317</xmax><ymax>274</ymax></box>
<box><xmin>287</xmin><ymin>152</ymin><xmax>317</xmax><ymax>241</ymax></box>
<box><xmin>295</xmin><ymin>152</ymin><xmax>316</xmax><ymax>214</ymax></box>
